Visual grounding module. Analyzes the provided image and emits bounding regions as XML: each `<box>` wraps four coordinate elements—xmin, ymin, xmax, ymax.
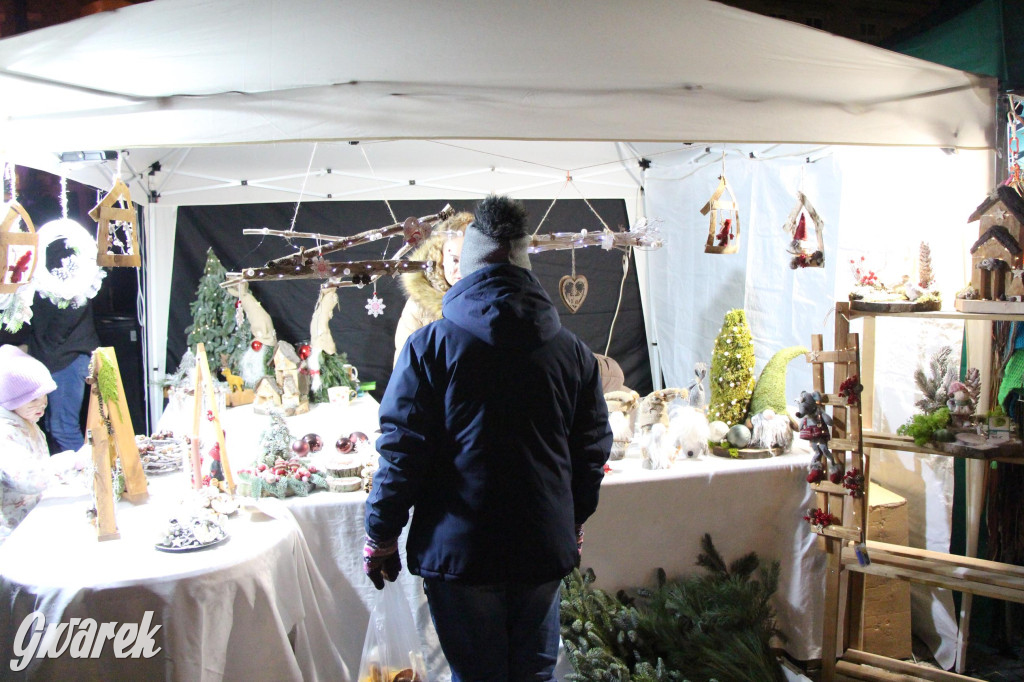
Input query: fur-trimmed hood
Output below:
<box><xmin>398</xmin><ymin>233</ymin><xmax>450</xmax><ymax>319</ymax></box>
<box><xmin>398</xmin><ymin>211</ymin><xmax>472</xmax><ymax>319</ymax></box>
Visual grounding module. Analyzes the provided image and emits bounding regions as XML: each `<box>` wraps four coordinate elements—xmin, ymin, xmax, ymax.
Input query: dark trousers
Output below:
<box><xmin>44</xmin><ymin>353</ymin><xmax>90</xmax><ymax>452</ymax></box>
<box><xmin>424</xmin><ymin>578</ymin><xmax>561</xmax><ymax>682</ymax></box>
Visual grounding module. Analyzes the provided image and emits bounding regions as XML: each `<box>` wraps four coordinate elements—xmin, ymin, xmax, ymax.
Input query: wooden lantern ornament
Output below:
<box><xmin>701</xmin><ymin>175</ymin><xmax>740</xmax><ymax>255</ymax></box>
<box><xmin>89</xmin><ymin>178</ymin><xmax>141</xmax><ymax>267</ymax></box>
<box><xmin>0</xmin><ymin>201</ymin><xmax>38</xmax><ymax>294</ymax></box>
<box><xmin>783</xmin><ymin>191</ymin><xmax>825</xmax><ymax>269</ymax></box>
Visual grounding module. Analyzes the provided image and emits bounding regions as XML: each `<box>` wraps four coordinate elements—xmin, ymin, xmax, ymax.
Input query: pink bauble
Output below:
<box><xmin>291</xmin><ymin>439</ymin><xmax>310</xmax><ymax>456</ymax></box>
<box><xmin>335</xmin><ymin>436</ymin><xmax>354</xmax><ymax>454</ymax></box>
<box><xmin>302</xmin><ymin>433</ymin><xmax>323</xmax><ymax>453</ymax></box>
<box><xmin>349</xmin><ymin>431</ymin><xmax>369</xmax><ymax>451</ymax></box>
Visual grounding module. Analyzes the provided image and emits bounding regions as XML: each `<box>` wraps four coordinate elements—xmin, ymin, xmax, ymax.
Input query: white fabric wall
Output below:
<box><xmin>144</xmin><ymin>204</ymin><xmax>178</xmax><ymax>428</ymax></box>
<box><xmin>645</xmin><ymin>145</ymin><xmax>993</xmax><ymax>667</ymax></box>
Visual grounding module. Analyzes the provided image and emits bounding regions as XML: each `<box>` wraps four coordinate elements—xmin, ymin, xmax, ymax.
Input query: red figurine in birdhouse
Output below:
<box><xmin>7</xmin><ymin>251</ymin><xmax>32</xmax><ymax>284</ymax></box>
<box><xmin>716</xmin><ymin>218</ymin><xmax>733</xmax><ymax>247</ymax></box>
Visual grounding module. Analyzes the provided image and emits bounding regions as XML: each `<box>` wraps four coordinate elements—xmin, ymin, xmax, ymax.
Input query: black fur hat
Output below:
<box><xmin>472</xmin><ymin>195</ymin><xmax>529</xmax><ymax>240</ymax></box>
<box><xmin>460</xmin><ymin>195</ymin><xmax>532</xmax><ymax>275</ymax></box>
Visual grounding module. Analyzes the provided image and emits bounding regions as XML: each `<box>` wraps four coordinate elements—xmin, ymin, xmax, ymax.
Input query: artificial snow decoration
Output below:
<box><xmin>365</xmin><ymin>293</ymin><xmax>386</xmax><ymax>317</ymax></box>
<box><xmin>33</xmin><ymin>219</ymin><xmax>106</xmax><ymax>309</ymax></box>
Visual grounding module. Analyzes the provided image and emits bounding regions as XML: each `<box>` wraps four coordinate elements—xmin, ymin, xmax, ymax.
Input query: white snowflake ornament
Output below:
<box><xmin>365</xmin><ymin>293</ymin><xmax>386</xmax><ymax>318</ymax></box>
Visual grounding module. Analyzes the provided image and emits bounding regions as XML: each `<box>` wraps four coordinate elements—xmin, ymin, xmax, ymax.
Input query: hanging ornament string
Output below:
<box><xmin>568</xmin><ymin>179</ymin><xmax>612</xmax><ymax>232</ymax></box>
<box><xmin>290</xmin><ymin>142</ymin><xmax>318</xmax><ymax>234</ymax></box>
<box><xmin>604</xmin><ymin>250</ymin><xmax>632</xmax><ymax>355</ymax></box>
<box><xmin>358</xmin><ymin>145</ymin><xmax>399</xmax><ymax>257</ymax></box>
<box><xmin>532</xmin><ymin>174</ymin><xmax>571</xmax><ymax>236</ymax></box>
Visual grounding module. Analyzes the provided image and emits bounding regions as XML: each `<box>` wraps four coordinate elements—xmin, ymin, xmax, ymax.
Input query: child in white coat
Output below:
<box><xmin>0</xmin><ymin>345</ymin><xmax>58</xmax><ymax>542</ymax></box>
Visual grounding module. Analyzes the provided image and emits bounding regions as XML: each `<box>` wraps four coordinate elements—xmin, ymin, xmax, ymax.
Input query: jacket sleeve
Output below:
<box><xmin>569</xmin><ymin>348</ymin><xmax>613</xmax><ymax>525</ymax></box>
<box><xmin>367</xmin><ymin>338</ymin><xmax>438</xmax><ymax>542</ymax></box>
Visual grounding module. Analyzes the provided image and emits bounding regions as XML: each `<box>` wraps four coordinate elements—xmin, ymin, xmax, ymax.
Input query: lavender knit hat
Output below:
<box><xmin>0</xmin><ymin>345</ymin><xmax>56</xmax><ymax>411</ymax></box>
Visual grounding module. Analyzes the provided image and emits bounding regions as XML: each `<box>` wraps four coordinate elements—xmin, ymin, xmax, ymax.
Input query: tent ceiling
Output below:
<box><xmin>0</xmin><ymin>0</ymin><xmax>997</xmax><ymax>156</ymax></box>
<box><xmin>20</xmin><ymin>140</ymin><xmax>829</xmax><ymax>207</ymax></box>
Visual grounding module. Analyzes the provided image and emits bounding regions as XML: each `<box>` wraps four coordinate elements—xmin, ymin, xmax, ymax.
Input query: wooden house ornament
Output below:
<box><xmin>0</xmin><ymin>201</ymin><xmax>38</xmax><ymax>293</ymax></box>
<box><xmin>958</xmin><ymin>186</ymin><xmax>1024</xmax><ymax>312</ymax></box>
<box><xmin>782</xmin><ymin>191</ymin><xmax>825</xmax><ymax>269</ymax></box>
<box><xmin>89</xmin><ymin>178</ymin><xmax>140</xmax><ymax>268</ymax></box>
<box><xmin>701</xmin><ymin>175</ymin><xmax>740</xmax><ymax>254</ymax></box>
<box><xmin>272</xmin><ymin>341</ymin><xmax>310</xmax><ymax>415</ymax></box>
<box><xmin>252</xmin><ymin>376</ymin><xmax>283</xmax><ymax>414</ymax></box>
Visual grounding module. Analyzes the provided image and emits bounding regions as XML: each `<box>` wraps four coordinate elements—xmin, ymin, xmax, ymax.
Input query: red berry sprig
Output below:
<box><xmin>803</xmin><ymin>508</ymin><xmax>839</xmax><ymax>528</ymax></box>
<box><xmin>839</xmin><ymin>375</ymin><xmax>863</xmax><ymax>406</ymax></box>
<box><xmin>842</xmin><ymin>467</ymin><xmax>865</xmax><ymax>497</ymax></box>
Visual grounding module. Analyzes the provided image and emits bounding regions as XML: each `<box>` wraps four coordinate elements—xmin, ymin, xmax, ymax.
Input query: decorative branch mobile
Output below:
<box><xmin>222</xmin><ymin>206</ymin><xmax>662</xmax><ymax>317</ymax></box>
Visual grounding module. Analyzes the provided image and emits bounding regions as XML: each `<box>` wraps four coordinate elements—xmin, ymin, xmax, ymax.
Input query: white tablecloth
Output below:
<box><xmin>0</xmin><ymin>477</ymin><xmax>349</xmax><ymax>681</ymax></box>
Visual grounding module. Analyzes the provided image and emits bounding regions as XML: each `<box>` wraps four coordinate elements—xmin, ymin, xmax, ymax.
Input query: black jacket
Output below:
<box><xmin>366</xmin><ymin>264</ymin><xmax>611</xmax><ymax>584</ymax></box>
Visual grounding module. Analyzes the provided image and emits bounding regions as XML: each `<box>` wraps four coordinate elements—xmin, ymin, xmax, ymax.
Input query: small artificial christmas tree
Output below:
<box><xmin>185</xmin><ymin>248</ymin><xmax>252</xmax><ymax>373</ymax></box>
<box><xmin>918</xmin><ymin>241</ymin><xmax>935</xmax><ymax>290</ymax></box>
<box><xmin>236</xmin><ymin>411</ymin><xmax>328</xmax><ymax>498</ymax></box>
<box><xmin>708</xmin><ymin>309</ymin><xmax>756</xmax><ymax>427</ymax></box>
<box><xmin>311</xmin><ymin>351</ymin><xmax>359</xmax><ymax>403</ymax></box>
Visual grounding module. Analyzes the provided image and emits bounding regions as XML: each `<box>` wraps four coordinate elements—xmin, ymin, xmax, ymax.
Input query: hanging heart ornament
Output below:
<box><xmin>559</xmin><ymin>274</ymin><xmax>588</xmax><ymax>313</ymax></box>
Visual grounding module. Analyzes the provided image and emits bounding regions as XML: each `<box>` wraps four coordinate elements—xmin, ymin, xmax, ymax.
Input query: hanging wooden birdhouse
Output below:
<box><xmin>701</xmin><ymin>175</ymin><xmax>740</xmax><ymax>254</ymax></box>
<box><xmin>89</xmin><ymin>178</ymin><xmax>141</xmax><ymax>267</ymax></box>
<box><xmin>783</xmin><ymin>191</ymin><xmax>825</xmax><ymax>269</ymax></box>
<box><xmin>0</xmin><ymin>201</ymin><xmax>38</xmax><ymax>294</ymax></box>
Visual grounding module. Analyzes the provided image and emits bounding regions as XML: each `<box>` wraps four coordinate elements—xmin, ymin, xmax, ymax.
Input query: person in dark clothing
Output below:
<box><xmin>27</xmin><ymin>294</ymin><xmax>98</xmax><ymax>452</ymax></box>
<box><xmin>363</xmin><ymin>195</ymin><xmax>612</xmax><ymax>681</ymax></box>
<box><xmin>15</xmin><ymin>168</ymin><xmax>100</xmax><ymax>453</ymax></box>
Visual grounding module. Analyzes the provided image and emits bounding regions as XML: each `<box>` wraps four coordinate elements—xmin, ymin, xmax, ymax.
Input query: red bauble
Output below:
<box><xmin>303</xmin><ymin>433</ymin><xmax>323</xmax><ymax>453</ymax></box>
<box><xmin>335</xmin><ymin>436</ymin><xmax>354</xmax><ymax>454</ymax></box>
<box><xmin>235</xmin><ymin>300</ymin><xmax>242</xmax><ymax>309</ymax></box>
<box><xmin>291</xmin><ymin>439</ymin><xmax>310</xmax><ymax>456</ymax></box>
<box><xmin>206</xmin><ymin>409</ymin><xmax>214</xmax><ymax>422</ymax></box>
<box><xmin>251</xmin><ymin>340</ymin><xmax>263</xmax><ymax>352</ymax></box>
<box><xmin>298</xmin><ymin>344</ymin><xmax>312</xmax><ymax>360</ymax></box>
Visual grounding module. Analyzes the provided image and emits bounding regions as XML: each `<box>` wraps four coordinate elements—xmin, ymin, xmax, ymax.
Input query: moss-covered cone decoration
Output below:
<box><xmin>708</xmin><ymin>309</ymin><xmax>756</xmax><ymax>427</ymax></box>
<box><xmin>748</xmin><ymin>346</ymin><xmax>808</xmax><ymax>417</ymax></box>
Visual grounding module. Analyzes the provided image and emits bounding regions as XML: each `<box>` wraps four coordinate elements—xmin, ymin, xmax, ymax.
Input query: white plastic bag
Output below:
<box><xmin>357</xmin><ymin>586</ymin><xmax>428</xmax><ymax>682</ymax></box>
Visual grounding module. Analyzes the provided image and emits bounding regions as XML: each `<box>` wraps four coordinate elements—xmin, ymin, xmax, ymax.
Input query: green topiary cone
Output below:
<box><xmin>708</xmin><ymin>309</ymin><xmax>756</xmax><ymax>427</ymax></box>
<box><xmin>748</xmin><ymin>345</ymin><xmax>808</xmax><ymax>417</ymax></box>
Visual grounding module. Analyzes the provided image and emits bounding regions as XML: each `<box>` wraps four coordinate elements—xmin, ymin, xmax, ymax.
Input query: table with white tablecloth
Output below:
<box><xmin>0</xmin><ymin>477</ymin><xmax>349</xmax><ymax>681</ymax></box>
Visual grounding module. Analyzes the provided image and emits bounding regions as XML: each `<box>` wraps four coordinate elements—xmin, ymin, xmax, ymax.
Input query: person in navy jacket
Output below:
<box><xmin>364</xmin><ymin>194</ymin><xmax>612</xmax><ymax>681</ymax></box>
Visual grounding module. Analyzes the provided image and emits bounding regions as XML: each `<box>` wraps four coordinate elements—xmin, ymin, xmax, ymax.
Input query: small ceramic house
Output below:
<box><xmin>252</xmin><ymin>376</ymin><xmax>282</xmax><ymax>415</ymax></box>
<box><xmin>969</xmin><ymin>226</ymin><xmax>1022</xmax><ymax>300</ymax></box>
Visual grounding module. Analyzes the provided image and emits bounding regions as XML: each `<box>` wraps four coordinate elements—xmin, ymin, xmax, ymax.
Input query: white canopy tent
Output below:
<box><xmin>0</xmin><ymin>0</ymin><xmax>1000</xmax><ymax>667</ymax></box>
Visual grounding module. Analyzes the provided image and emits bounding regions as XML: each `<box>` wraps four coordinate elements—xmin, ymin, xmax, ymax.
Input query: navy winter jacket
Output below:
<box><xmin>366</xmin><ymin>264</ymin><xmax>612</xmax><ymax>584</ymax></box>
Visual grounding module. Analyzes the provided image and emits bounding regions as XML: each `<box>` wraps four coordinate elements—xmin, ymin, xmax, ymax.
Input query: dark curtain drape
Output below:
<box><xmin>167</xmin><ymin>199</ymin><xmax>652</xmax><ymax>402</ymax></box>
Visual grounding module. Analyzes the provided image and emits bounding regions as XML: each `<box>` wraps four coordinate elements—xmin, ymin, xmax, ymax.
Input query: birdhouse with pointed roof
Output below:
<box><xmin>0</xmin><ymin>201</ymin><xmax>38</xmax><ymax>294</ymax></box>
<box><xmin>89</xmin><ymin>178</ymin><xmax>141</xmax><ymax>267</ymax></box>
<box><xmin>701</xmin><ymin>175</ymin><xmax>741</xmax><ymax>255</ymax></box>
<box><xmin>957</xmin><ymin>186</ymin><xmax>1024</xmax><ymax>312</ymax></box>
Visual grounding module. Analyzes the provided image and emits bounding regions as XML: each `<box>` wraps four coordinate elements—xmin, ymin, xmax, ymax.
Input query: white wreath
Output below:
<box><xmin>33</xmin><ymin>219</ymin><xmax>106</xmax><ymax>309</ymax></box>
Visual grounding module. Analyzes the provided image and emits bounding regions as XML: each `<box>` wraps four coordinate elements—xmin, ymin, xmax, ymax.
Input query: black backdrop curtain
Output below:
<box><xmin>167</xmin><ymin>199</ymin><xmax>652</xmax><ymax>401</ymax></box>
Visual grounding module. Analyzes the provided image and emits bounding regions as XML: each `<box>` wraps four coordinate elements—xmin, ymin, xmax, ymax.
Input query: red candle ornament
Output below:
<box><xmin>251</xmin><ymin>340</ymin><xmax>263</xmax><ymax>352</ymax></box>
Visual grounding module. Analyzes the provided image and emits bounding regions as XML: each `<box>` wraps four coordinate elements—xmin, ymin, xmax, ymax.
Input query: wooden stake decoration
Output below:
<box><xmin>193</xmin><ymin>343</ymin><xmax>234</xmax><ymax>494</ymax></box>
<box><xmin>89</xmin><ymin>178</ymin><xmax>141</xmax><ymax>267</ymax></box>
<box><xmin>0</xmin><ymin>201</ymin><xmax>38</xmax><ymax>293</ymax></box>
<box><xmin>701</xmin><ymin>176</ymin><xmax>741</xmax><ymax>255</ymax></box>
<box><xmin>85</xmin><ymin>347</ymin><xmax>148</xmax><ymax>541</ymax></box>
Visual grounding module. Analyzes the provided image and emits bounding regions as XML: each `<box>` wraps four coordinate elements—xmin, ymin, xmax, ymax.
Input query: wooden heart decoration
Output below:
<box><xmin>559</xmin><ymin>274</ymin><xmax>588</xmax><ymax>313</ymax></box>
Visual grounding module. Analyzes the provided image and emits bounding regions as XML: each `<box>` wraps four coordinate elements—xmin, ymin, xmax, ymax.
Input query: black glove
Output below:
<box><xmin>363</xmin><ymin>535</ymin><xmax>402</xmax><ymax>590</ymax></box>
